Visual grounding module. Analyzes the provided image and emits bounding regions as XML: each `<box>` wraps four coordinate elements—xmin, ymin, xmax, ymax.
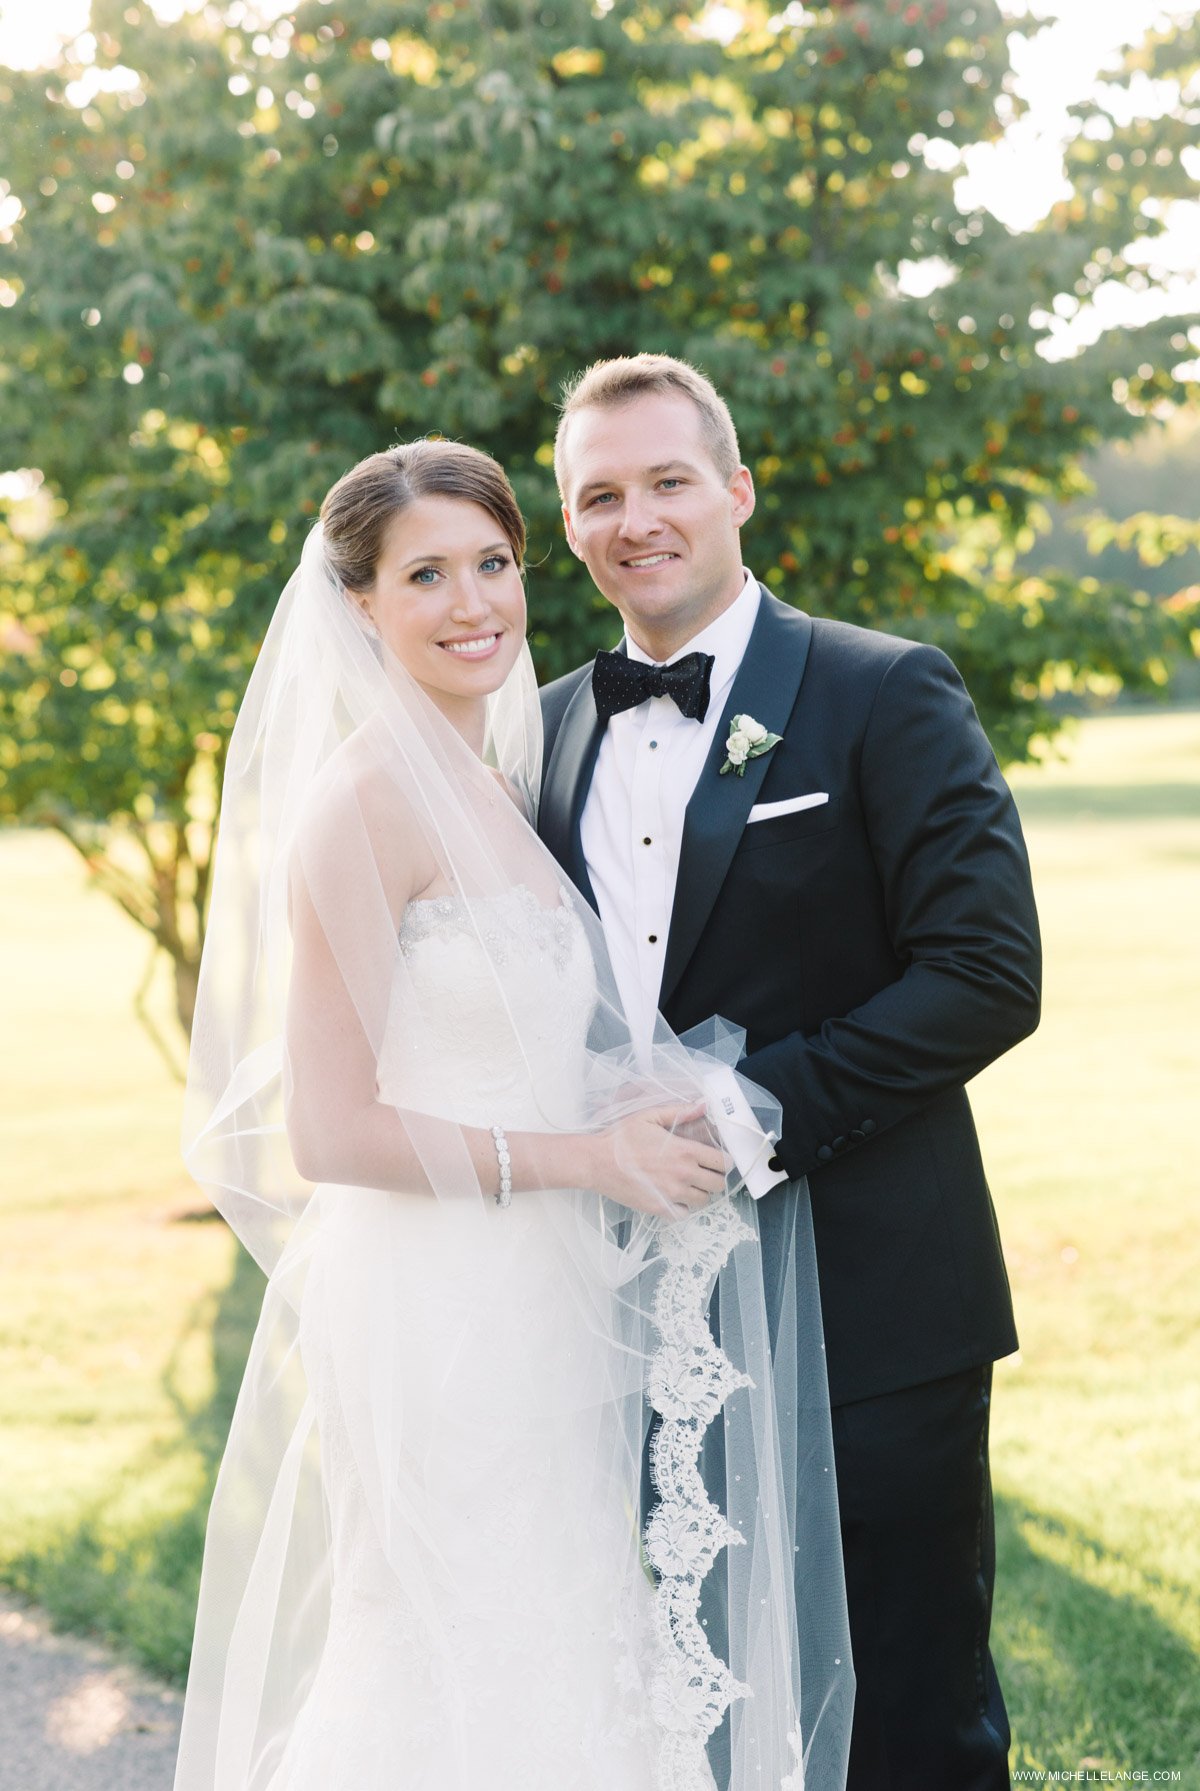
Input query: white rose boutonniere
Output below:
<box><xmin>720</xmin><ymin>712</ymin><xmax>782</xmax><ymax>777</ymax></box>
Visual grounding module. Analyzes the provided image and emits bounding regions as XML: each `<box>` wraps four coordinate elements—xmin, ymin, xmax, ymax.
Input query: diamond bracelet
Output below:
<box><xmin>491</xmin><ymin>1124</ymin><xmax>512</xmax><ymax>1208</ymax></box>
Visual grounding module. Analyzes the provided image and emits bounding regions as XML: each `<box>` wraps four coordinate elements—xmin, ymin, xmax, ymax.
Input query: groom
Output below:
<box><xmin>537</xmin><ymin>354</ymin><xmax>1040</xmax><ymax>1790</ymax></box>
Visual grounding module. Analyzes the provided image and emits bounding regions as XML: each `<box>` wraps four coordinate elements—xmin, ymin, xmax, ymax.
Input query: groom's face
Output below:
<box><xmin>559</xmin><ymin>392</ymin><xmax>754</xmax><ymax>659</ymax></box>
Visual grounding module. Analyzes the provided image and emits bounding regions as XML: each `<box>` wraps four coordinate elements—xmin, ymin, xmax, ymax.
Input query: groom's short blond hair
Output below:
<box><xmin>554</xmin><ymin>353</ymin><xmax>742</xmax><ymax>495</ymax></box>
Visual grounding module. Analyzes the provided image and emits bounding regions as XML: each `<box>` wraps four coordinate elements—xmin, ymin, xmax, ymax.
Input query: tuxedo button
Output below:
<box><xmin>850</xmin><ymin>1128</ymin><xmax>865</xmax><ymax>1144</ymax></box>
<box><xmin>861</xmin><ymin>1118</ymin><xmax>876</xmax><ymax>1136</ymax></box>
<box><xmin>816</xmin><ymin>1146</ymin><xmax>834</xmax><ymax>1164</ymax></box>
<box><xmin>767</xmin><ymin>1154</ymin><xmax>783</xmax><ymax>1174</ymax></box>
<box><xmin>832</xmin><ymin>1135</ymin><xmax>847</xmax><ymax>1152</ymax></box>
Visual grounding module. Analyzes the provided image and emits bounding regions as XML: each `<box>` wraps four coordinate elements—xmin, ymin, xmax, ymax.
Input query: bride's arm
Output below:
<box><xmin>285</xmin><ymin>905</ymin><xmax>718</xmax><ymax>1213</ymax></box>
<box><xmin>282</xmin><ymin>781</ymin><xmax>720</xmax><ymax>1215</ymax></box>
<box><xmin>283</xmin><ymin>884</ymin><xmax>577</xmax><ymax>1194</ymax></box>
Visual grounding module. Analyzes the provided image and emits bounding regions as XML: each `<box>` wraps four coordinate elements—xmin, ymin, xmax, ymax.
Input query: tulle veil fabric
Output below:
<box><xmin>174</xmin><ymin>524</ymin><xmax>853</xmax><ymax>1790</ymax></box>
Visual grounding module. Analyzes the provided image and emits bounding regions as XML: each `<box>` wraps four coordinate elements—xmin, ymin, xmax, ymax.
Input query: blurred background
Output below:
<box><xmin>0</xmin><ymin>0</ymin><xmax>1197</xmax><ymax>1780</ymax></box>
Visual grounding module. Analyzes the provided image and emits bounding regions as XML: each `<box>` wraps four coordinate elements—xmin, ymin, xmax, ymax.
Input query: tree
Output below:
<box><xmin>1</xmin><ymin>0</ymin><xmax>1197</xmax><ymax>1040</ymax></box>
<box><xmin>1022</xmin><ymin>409</ymin><xmax>1200</xmax><ymax>602</ymax></box>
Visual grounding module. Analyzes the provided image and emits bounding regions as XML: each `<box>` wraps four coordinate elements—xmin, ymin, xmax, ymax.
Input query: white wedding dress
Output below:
<box><xmin>266</xmin><ymin>886</ymin><xmax>671</xmax><ymax>1791</ymax></box>
<box><xmin>178</xmin><ymin>527</ymin><xmax>850</xmax><ymax>1791</ymax></box>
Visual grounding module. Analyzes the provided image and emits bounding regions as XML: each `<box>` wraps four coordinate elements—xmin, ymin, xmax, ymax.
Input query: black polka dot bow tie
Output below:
<box><xmin>591</xmin><ymin>649</ymin><xmax>715</xmax><ymax>724</ymax></box>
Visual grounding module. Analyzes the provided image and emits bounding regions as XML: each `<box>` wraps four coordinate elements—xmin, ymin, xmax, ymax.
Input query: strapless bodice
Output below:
<box><xmin>375</xmin><ymin>884</ymin><xmax>597</xmax><ymax>1132</ymax></box>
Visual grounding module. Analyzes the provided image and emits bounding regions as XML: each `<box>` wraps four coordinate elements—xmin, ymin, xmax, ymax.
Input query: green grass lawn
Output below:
<box><xmin>0</xmin><ymin>828</ymin><xmax>260</xmax><ymax>1683</ymax></box>
<box><xmin>972</xmin><ymin>709</ymin><xmax>1200</xmax><ymax>1783</ymax></box>
<box><xmin>1</xmin><ymin>707</ymin><xmax>1197</xmax><ymax>1777</ymax></box>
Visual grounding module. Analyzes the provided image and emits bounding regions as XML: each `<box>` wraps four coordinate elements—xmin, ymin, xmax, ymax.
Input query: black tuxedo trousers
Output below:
<box><xmin>665</xmin><ymin>1357</ymin><xmax>1009</xmax><ymax>1789</ymax></box>
<box><xmin>539</xmin><ymin>594</ymin><xmax>1040</xmax><ymax>1788</ymax></box>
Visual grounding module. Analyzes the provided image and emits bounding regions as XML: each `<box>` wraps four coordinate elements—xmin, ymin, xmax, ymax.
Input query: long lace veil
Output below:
<box><xmin>175</xmin><ymin>524</ymin><xmax>853</xmax><ymax>1791</ymax></box>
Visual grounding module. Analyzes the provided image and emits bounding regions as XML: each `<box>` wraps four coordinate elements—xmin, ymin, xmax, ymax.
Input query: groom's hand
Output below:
<box><xmin>670</xmin><ymin>1104</ymin><xmax>725</xmax><ymax>1155</ymax></box>
<box><xmin>588</xmin><ymin>1099</ymin><xmax>731</xmax><ymax>1220</ymax></box>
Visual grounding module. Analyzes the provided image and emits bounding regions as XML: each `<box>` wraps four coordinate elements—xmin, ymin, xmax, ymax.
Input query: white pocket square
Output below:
<box><xmin>746</xmin><ymin>792</ymin><xmax>830</xmax><ymax>823</ymax></box>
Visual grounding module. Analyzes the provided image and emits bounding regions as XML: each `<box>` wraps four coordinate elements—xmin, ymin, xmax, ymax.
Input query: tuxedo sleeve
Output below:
<box><xmin>738</xmin><ymin>643</ymin><xmax>1041</xmax><ymax>1180</ymax></box>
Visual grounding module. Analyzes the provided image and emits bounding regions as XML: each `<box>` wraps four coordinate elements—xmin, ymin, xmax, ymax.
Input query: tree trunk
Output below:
<box><xmin>173</xmin><ymin>948</ymin><xmax>200</xmax><ymax>1041</ymax></box>
<box><xmin>52</xmin><ymin>815</ymin><xmax>210</xmax><ymax>1054</ymax></box>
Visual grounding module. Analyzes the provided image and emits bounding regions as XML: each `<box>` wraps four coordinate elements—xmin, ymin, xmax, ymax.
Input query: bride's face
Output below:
<box><xmin>353</xmin><ymin>496</ymin><xmax>526</xmax><ymax>699</ymax></box>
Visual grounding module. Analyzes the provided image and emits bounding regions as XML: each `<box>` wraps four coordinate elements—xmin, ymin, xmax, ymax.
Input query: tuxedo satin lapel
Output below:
<box><xmin>539</xmin><ymin>673</ymin><xmax>604</xmax><ymax>912</ymax></box>
<box><xmin>660</xmin><ymin>594</ymin><xmax>814</xmax><ymax>1009</ymax></box>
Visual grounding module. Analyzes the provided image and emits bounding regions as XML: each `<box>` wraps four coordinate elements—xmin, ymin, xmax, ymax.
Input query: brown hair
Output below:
<box><xmin>319</xmin><ymin>440</ymin><xmax>526</xmax><ymax>591</ymax></box>
<box><xmin>554</xmin><ymin>353</ymin><xmax>742</xmax><ymax>493</ymax></box>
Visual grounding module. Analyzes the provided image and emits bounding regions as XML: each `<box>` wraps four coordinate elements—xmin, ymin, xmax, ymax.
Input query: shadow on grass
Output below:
<box><xmin>14</xmin><ymin>1272</ymin><xmax>1200</xmax><ymax>1762</ymax></box>
<box><xmin>1013</xmin><ymin>781</ymin><xmax>1200</xmax><ymax>826</ymax></box>
<box><xmin>993</xmin><ymin>1492</ymin><xmax>1200</xmax><ymax>1773</ymax></box>
<box><xmin>7</xmin><ymin>1235</ymin><xmax>264</xmax><ymax>1685</ymax></box>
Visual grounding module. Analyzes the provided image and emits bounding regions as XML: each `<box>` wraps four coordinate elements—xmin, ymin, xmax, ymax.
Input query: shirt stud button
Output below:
<box><xmin>648</xmin><ymin>934</ymin><xmax>658</xmax><ymax>944</ymax></box>
<box><xmin>648</xmin><ymin>740</ymin><xmax>658</xmax><ymax>750</ymax></box>
<box><xmin>642</xmin><ymin>836</ymin><xmax>652</xmax><ymax>846</ymax></box>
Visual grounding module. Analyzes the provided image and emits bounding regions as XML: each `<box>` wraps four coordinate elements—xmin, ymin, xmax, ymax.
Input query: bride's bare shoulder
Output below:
<box><xmin>291</xmin><ymin>727</ymin><xmax>439</xmax><ymax>919</ymax></box>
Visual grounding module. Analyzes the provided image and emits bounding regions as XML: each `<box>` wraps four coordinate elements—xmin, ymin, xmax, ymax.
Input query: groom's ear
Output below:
<box><xmin>729</xmin><ymin>465</ymin><xmax>756</xmax><ymax>529</ymax></box>
<box><xmin>562</xmin><ymin>504</ymin><xmax>584</xmax><ymax>559</ymax></box>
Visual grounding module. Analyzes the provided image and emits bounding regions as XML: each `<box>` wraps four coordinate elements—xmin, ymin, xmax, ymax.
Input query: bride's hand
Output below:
<box><xmin>586</xmin><ymin>1099</ymin><xmax>731</xmax><ymax>1220</ymax></box>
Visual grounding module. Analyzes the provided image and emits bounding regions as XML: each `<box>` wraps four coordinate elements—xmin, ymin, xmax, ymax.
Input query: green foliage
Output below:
<box><xmin>1023</xmin><ymin>410</ymin><xmax>1200</xmax><ymax>604</ymax></box>
<box><xmin>0</xmin><ymin>0</ymin><xmax>1198</xmax><ymax>1024</ymax></box>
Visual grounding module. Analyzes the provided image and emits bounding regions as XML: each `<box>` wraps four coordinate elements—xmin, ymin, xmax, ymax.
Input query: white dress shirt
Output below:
<box><xmin>581</xmin><ymin>569</ymin><xmax>761</xmax><ymax>1054</ymax></box>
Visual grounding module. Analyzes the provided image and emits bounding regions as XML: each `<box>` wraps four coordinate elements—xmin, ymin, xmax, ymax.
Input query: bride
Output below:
<box><xmin>174</xmin><ymin>440</ymin><xmax>852</xmax><ymax>1791</ymax></box>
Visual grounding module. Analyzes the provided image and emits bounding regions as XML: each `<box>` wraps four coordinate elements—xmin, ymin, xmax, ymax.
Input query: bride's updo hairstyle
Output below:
<box><xmin>319</xmin><ymin>440</ymin><xmax>527</xmax><ymax>594</ymax></box>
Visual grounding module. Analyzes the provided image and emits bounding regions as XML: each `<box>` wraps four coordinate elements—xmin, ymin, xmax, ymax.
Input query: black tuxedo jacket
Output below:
<box><xmin>538</xmin><ymin>588</ymin><xmax>1041</xmax><ymax>1407</ymax></box>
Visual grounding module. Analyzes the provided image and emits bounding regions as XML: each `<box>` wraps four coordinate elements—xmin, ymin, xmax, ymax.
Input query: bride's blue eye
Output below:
<box><xmin>480</xmin><ymin>554</ymin><xmax>509</xmax><ymax>574</ymax></box>
<box><xmin>411</xmin><ymin>567</ymin><xmax>441</xmax><ymax>585</ymax></box>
